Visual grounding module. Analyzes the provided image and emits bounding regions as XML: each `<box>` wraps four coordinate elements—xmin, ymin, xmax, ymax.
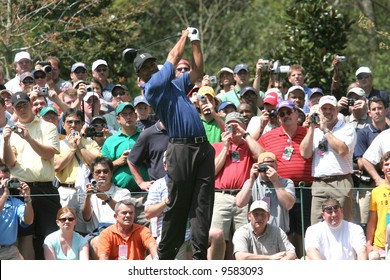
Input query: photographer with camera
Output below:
<box><xmin>3</xmin><ymin>91</ymin><xmax>61</xmax><ymax>259</ymax></box>
<box><xmin>236</xmin><ymin>152</ymin><xmax>295</xmax><ymax>234</ymax></box>
<box><xmin>0</xmin><ymin>171</ymin><xmax>34</xmax><ymax>260</ymax></box>
<box><xmin>341</xmin><ymin>87</ymin><xmax>370</xmax><ymax>130</ymax></box>
<box><xmin>247</xmin><ymin>90</ymin><xmax>279</xmax><ymax>140</ymax></box>
<box><xmin>196</xmin><ymin>86</ymin><xmax>226</xmax><ymax>144</ymax></box>
<box><xmin>54</xmin><ymin>108</ymin><xmax>101</xmax><ymax>209</ymax></box>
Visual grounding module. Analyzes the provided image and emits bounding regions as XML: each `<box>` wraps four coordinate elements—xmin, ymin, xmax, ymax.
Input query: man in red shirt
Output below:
<box><xmin>258</xmin><ymin>99</ymin><xmax>313</xmax><ymax>258</ymax></box>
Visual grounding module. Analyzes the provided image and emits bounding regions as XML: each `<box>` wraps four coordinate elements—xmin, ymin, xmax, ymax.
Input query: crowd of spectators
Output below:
<box><xmin>1</xmin><ymin>28</ymin><xmax>390</xmax><ymax>261</ymax></box>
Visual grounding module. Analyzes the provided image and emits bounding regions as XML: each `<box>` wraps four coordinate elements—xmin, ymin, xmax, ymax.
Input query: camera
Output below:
<box><xmin>10</xmin><ymin>125</ymin><xmax>22</xmax><ymax>134</ymax></box>
<box><xmin>70</xmin><ymin>131</ymin><xmax>79</xmax><ymax>137</ymax></box>
<box><xmin>337</xmin><ymin>55</ymin><xmax>346</xmax><ymax>62</ymax></box>
<box><xmin>310</xmin><ymin>112</ymin><xmax>320</xmax><ymax>124</ymax></box>
<box><xmin>262</xmin><ymin>59</ymin><xmax>269</xmax><ymax>66</ymax></box>
<box><xmin>258</xmin><ymin>164</ymin><xmax>269</xmax><ymax>172</ymax></box>
<box><xmin>6</xmin><ymin>178</ymin><xmax>22</xmax><ymax>189</ymax></box>
<box><xmin>82</xmin><ymin>127</ymin><xmax>103</xmax><ymax>138</ymax></box>
<box><xmin>37</xmin><ymin>61</ymin><xmax>52</xmax><ymax>73</ymax></box>
<box><xmin>90</xmin><ymin>179</ymin><xmax>98</xmax><ymax>193</ymax></box>
<box><xmin>268</xmin><ymin>109</ymin><xmax>277</xmax><ymax>118</ymax></box>
<box><xmin>197</xmin><ymin>94</ymin><xmax>211</xmax><ymax>115</ymax></box>
<box><xmin>209</xmin><ymin>76</ymin><xmax>217</xmax><ymax>85</ymax></box>
<box><xmin>39</xmin><ymin>87</ymin><xmax>49</xmax><ymax>96</ymax></box>
<box><xmin>347</xmin><ymin>98</ymin><xmax>355</xmax><ymax>106</ymax></box>
<box><xmin>85</xmin><ymin>85</ymin><xmax>93</xmax><ymax>92</ymax></box>
<box><xmin>226</xmin><ymin>124</ymin><xmax>233</xmax><ymax>134</ymax></box>
<box><xmin>271</xmin><ymin>60</ymin><xmax>290</xmax><ymax>74</ymax></box>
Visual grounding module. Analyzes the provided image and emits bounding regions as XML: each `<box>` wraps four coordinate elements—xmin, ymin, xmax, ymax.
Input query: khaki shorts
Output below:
<box><xmin>211</xmin><ymin>192</ymin><xmax>248</xmax><ymax>241</ymax></box>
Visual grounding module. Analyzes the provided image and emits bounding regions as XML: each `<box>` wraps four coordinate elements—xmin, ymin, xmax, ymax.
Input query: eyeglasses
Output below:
<box><xmin>94</xmin><ymin>169</ymin><xmax>110</xmax><ymax>175</ymax></box>
<box><xmin>357</xmin><ymin>74</ymin><xmax>371</xmax><ymax>80</ymax></box>
<box><xmin>22</xmin><ymin>79</ymin><xmax>35</xmax><ymax>85</ymax></box>
<box><xmin>66</xmin><ymin>120</ymin><xmax>82</xmax><ymax>125</ymax></box>
<box><xmin>113</xmin><ymin>90</ymin><xmax>126</xmax><ymax>97</ymax></box>
<box><xmin>34</xmin><ymin>75</ymin><xmax>46</xmax><ymax>79</ymax></box>
<box><xmin>323</xmin><ymin>205</ymin><xmax>340</xmax><ymax>214</ymax></box>
<box><xmin>96</xmin><ymin>68</ymin><xmax>107</xmax><ymax>73</ymax></box>
<box><xmin>176</xmin><ymin>67</ymin><xmax>190</xmax><ymax>72</ymax></box>
<box><xmin>278</xmin><ymin>110</ymin><xmax>293</xmax><ymax>117</ymax></box>
<box><xmin>58</xmin><ymin>217</ymin><xmax>75</xmax><ymax>223</ymax></box>
<box><xmin>120</xmin><ymin>112</ymin><xmax>136</xmax><ymax>118</ymax></box>
<box><xmin>74</xmin><ymin>68</ymin><xmax>86</xmax><ymax>74</ymax></box>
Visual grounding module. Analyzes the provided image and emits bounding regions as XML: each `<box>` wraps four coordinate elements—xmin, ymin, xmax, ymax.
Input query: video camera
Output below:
<box><xmin>270</xmin><ymin>60</ymin><xmax>290</xmax><ymax>74</ymax></box>
<box><xmin>37</xmin><ymin>61</ymin><xmax>52</xmax><ymax>73</ymax></box>
<box><xmin>82</xmin><ymin>127</ymin><xmax>103</xmax><ymax>138</ymax></box>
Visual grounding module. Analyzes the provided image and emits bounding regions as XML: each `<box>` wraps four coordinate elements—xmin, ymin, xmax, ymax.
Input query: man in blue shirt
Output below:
<box><xmin>134</xmin><ymin>27</ymin><xmax>215</xmax><ymax>260</ymax></box>
<box><xmin>0</xmin><ymin>165</ymin><xmax>34</xmax><ymax>260</ymax></box>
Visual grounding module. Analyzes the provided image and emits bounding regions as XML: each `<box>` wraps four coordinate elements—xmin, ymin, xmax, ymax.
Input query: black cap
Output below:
<box><xmin>133</xmin><ymin>53</ymin><xmax>156</xmax><ymax>72</ymax></box>
<box><xmin>90</xmin><ymin>115</ymin><xmax>107</xmax><ymax>124</ymax></box>
<box><xmin>11</xmin><ymin>92</ymin><xmax>30</xmax><ymax>106</ymax></box>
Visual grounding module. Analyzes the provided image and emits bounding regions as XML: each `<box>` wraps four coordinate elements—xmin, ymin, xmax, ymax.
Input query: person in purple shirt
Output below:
<box><xmin>133</xmin><ymin>27</ymin><xmax>215</xmax><ymax>260</ymax></box>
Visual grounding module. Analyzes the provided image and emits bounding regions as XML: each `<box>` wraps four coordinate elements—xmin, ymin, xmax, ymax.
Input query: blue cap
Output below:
<box><xmin>134</xmin><ymin>95</ymin><xmax>150</xmax><ymax>107</ymax></box>
<box><xmin>218</xmin><ymin>101</ymin><xmax>236</xmax><ymax>112</ymax></box>
<box><xmin>276</xmin><ymin>100</ymin><xmax>296</xmax><ymax>112</ymax></box>
<box><xmin>308</xmin><ymin>87</ymin><xmax>324</xmax><ymax>100</ymax></box>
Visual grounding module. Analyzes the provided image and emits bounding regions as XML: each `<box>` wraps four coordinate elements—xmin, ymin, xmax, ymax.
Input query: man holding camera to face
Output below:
<box><xmin>236</xmin><ymin>152</ymin><xmax>295</xmax><ymax>233</ymax></box>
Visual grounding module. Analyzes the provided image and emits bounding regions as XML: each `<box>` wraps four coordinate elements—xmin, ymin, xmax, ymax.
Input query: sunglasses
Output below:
<box><xmin>34</xmin><ymin>75</ymin><xmax>46</xmax><ymax>79</ymax></box>
<box><xmin>22</xmin><ymin>79</ymin><xmax>35</xmax><ymax>85</ymax></box>
<box><xmin>323</xmin><ymin>205</ymin><xmax>340</xmax><ymax>214</ymax></box>
<box><xmin>58</xmin><ymin>217</ymin><xmax>75</xmax><ymax>223</ymax></box>
<box><xmin>357</xmin><ymin>74</ymin><xmax>371</xmax><ymax>80</ymax></box>
<box><xmin>91</xmin><ymin>123</ymin><xmax>107</xmax><ymax>129</ymax></box>
<box><xmin>176</xmin><ymin>67</ymin><xmax>190</xmax><ymax>72</ymax></box>
<box><xmin>113</xmin><ymin>90</ymin><xmax>126</xmax><ymax>97</ymax></box>
<box><xmin>94</xmin><ymin>169</ymin><xmax>110</xmax><ymax>175</ymax></box>
<box><xmin>66</xmin><ymin>120</ymin><xmax>82</xmax><ymax>125</ymax></box>
<box><xmin>74</xmin><ymin>68</ymin><xmax>86</xmax><ymax>74</ymax></box>
<box><xmin>278</xmin><ymin>110</ymin><xmax>293</xmax><ymax>117</ymax></box>
<box><xmin>96</xmin><ymin>68</ymin><xmax>107</xmax><ymax>73</ymax></box>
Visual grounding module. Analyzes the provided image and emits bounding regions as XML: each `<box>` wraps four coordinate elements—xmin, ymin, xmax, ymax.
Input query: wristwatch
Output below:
<box><xmin>104</xmin><ymin>196</ymin><xmax>112</xmax><ymax>203</ymax></box>
<box><xmin>242</xmin><ymin>132</ymin><xmax>250</xmax><ymax>139</ymax></box>
<box><xmin>324</xmin><ymin>128</ymin><xmax>331</xmax><ymax>135</ymax></box>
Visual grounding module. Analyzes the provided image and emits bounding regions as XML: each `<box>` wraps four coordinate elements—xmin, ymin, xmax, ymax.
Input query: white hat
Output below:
<box><xmin>319</xmin><ymin>95</ymin><xmax>337</xmax><ymax>107</ymax></box>
<box><xmin>217</xmin><ymin>67</ymin><xmax>234</xmax><ymax>77</ymax></box>
<box><xmin>92</xmin><ymin>59</ymin><xmax>108</xmax><ymax>71</ymax></box>
<box><xmin>286</xmin><ymin>85</ymin><xmax>305</xmax><ymax>99</ymax></box>
<box><xmin>355</xmin><ymin>67</ymin><xmax>372</xmax><ymax>77</ymax></box>
<box><xmin>249</xmin><ymin>200</ymin><xmax>269</xmax><ymax>213</ymax></box>
<box><xmin>14</xmin><ymin>51</ymin><xmax>31</xmax><ymax>63</ymax></box>
<box><xmin>347</xmin><ymin>87</ymin><xmax>366</xmax><ymax>97</ymax></box>
<box><xmin>83</xmin><ymin>92</ymin><xmax>100</xmax><ymax>102</ymax></box>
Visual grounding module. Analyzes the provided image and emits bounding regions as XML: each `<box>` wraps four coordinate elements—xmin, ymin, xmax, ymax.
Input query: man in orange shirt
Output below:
<box><xmin>97</xmin><ymin>199</ymin><xmax>157</xmax><ymax>260</ymax></box>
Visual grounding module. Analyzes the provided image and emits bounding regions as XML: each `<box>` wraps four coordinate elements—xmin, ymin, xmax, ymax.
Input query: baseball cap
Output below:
<box><xmin>249</xmin><ymin>200</ymin><xmax>269</xmax><ymax>213</ymax></box>
<box><xmin>134</xmin><ymin>95</ymin><xmax>150</xmax><ymax>107</ymax></box>
<box><xmin>308</xmin><ymin>87</ymin><xmax>324</xmax><ymax>100</ymax></box>
<box><xmin>240</xmin><ymin>86</ymin><xmax>258</xmax><ymax>97</ymax></box>
<box><xmin>233</xmin><ymin>63</ymin><xmax>249</xmax><ymax>74</ymax></box>
<box><xmin>32</xmin><ymin>69</ymin><xmax>46</xmax><ymax>77</ymax></box>
<box><xmin>217</xmin><ymin>67</ymin><xmax>234</xmax><ymax>77</ymax></box>
<box><xmin>92</xmin><ymin>59</ymin><xmax>108</xmax><ymax>71</ymax></box>
<box><xmin>225</xmin><ymin>112</ymin><xmax>244</xmax><ymax>124</ymax></box>
<box><xmin>40</xmin><ymin>106</ymin><xmax>58</xmax><ymax>117</ymax></box>
<box><xmin>133</xmin><ymin>53</ymin><xmax>156</xmax><ymax>72</ymax></box>
<box><xmin>0</xmin><ymin>89</ymin><xmax>12</xmax><ymax>97</ymax></box>
<box><xmin>71</xmin><ymin>62</ymin><xmax>87</xmax><ymax>73</ymax></box>
<box><xmin>90</xmin><ymin>115</ymin><xmax>107</xmax><ymax>124</ymax></box>
<box><xmin>177</xmin><ymin>59</ymin><xmax>190</xmax><ymax>67</ymax></box>
<box><xmin>347</xmin><ymin>87</ymin><xmax>366</xmax><ymax>97</ymax></box>
<box><xmin>218</xmin><ymin>101</ymin><xmax>236</xmax><ymax>112</ymax></box>
<box><xmin>263</xmin><ymin>92</ymin><xmax>278</xmax><ymax>106</ymax></box>
<box><xmin>276</xmin><ymin>100</ymin><xmax>296</xmax><ymax>112</ymax></box>
<box><xmin>198</xmin><ymin>86</ymin><xmax>215</xmax><ymax>98</ymax></box>
<box><xmin>286</xmin><ymin>85</ymin><xmax>305</xmax><ymax>99</ymax></box>
<box><xmin>112</xmin><ymin>84</ymin><xmax>128</xmax><ymax>93</ymax></box>
<box><xmin>187</xmin><ymin>85</ymin><xmax>201</xmax><ymax>97</ymax></box>
<box><xmin>83</xmin><ymin>92</ymin><xmax>100</xmax><ymax>102</ymax></box>
<box><xmin>11</xmin><ymin>92</ymin><xmax>30</xmax><ymax>106</ymax></box>
<box><xmin>319</xmin><ymin>95</ymin><xmax>337</xmax><ymax>107</ymax></box>
<box><xmin>14</xmin><ymin>51</ymin><xmax>31</xmax><ymax>63</ymax></box>
<box><xmin>355</xmin><ymin>67</ymin><xmax>372</xmax><ymax>77</ymax></box>
<box><xmin>115</xmin><ymin>102</ymin><xmax>134</xmax><ymax>116</ymax></box>
<box><xmin>258</xmin><ymin>152</ymin><xmax>276</xmax><ymax>164</ymax></box>
<box><xmin>19</xmin><ymin>72</ymin><xmax>34</xmax><ymax>82</ymax></box>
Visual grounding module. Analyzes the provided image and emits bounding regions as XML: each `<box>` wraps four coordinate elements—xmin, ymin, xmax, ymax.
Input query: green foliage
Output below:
<box><xmin>277</xmin><ymin>0</ymin><xmax>353</xmax><ymax>92</ymax></box>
